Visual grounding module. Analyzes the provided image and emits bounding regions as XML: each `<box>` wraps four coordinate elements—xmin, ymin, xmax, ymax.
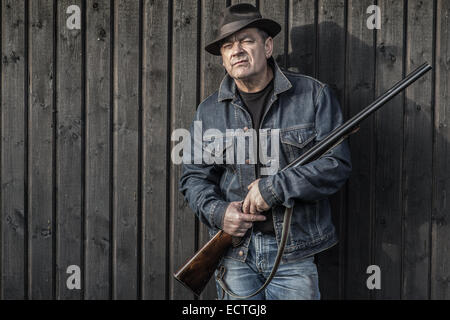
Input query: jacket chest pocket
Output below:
<box><xmin>279</xmin><ymin>124</ymin><xmax>317</xmax><ymax>164</ymax></box>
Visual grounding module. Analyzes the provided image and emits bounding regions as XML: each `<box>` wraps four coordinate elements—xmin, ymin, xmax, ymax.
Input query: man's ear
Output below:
<box><xmin>265</xmin><ymin>37</ymin><xmax>273</xmax><ymax>58</ymax></box>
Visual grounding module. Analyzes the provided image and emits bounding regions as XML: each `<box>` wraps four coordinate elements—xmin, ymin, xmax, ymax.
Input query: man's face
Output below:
<box><xmin>220</xmin><ymin>27</ymin><xmax>273</xmax><ymax>81</ymax></box>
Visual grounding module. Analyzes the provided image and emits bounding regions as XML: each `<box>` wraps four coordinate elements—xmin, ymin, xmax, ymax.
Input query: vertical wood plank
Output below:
<box><xmin>142</xmin><ymin>0</ymin><xmax>169</xmax><ymax>300</ymax></box>
<box><xmin>432</xmin><ymin>0</ymin><xmax>450</xmax><ymax>300</ymax></box>
<box><xmin>170</xmin><ymin>0</ymin><xmax>199</xmax><ymax>300</ymax></box>
<box><xmin>345</xmin><ymin>0</ymin><xmax>375</xmax><ymax>299</ymax></box>
<box><xmin>200</xmin><ymin>0</ymin><xmax>227</xmax><ymax>103</ymax></box>
<box><xmin>1</xmin><ymin>0</ymin><xmax>26</xmax><ymax>299</ymax></box>
<box><xmin>402</xmin><ymin>0</ymin><xmax>434</xmax><ymax>300</ymax></box>
<box><xmin>29</xmin><ymin>0</ymin><xmax>54</xmax><ymax>299</ymax></box>
<box><xmin>315</xmin><ymin>0</ymin><xmax>347</xmax><ymax>300</ymax></box>
<box><xmin>373</xmin><ymin>0</ymin><xmax>405</xmax><ymax>300</ymax></box>
<box><xmin>198</xmin><ymin>0</ymin><xmax>229</xmax><ymax>301</ymax></box>
<box><xmin>259</xmin><ymin>0</ymin><xmax>286</xmax><ymax>68</ymax></box>
<box><xmin>113</xmin><ymin>0</ymin><xmax>140</xmax><ymax>300</ymax></box>
<box><xmin>317</xmin><ymin>0</ymin><xmax>346</xmax><ymax>102</ymax></box>
<box><xmin>56</xmin><ymin>0</ymin><xmax>83</xmax><ymax>300</ymax></box>
<box><xmin>85</xmin><ymin>0</ymin><xmax>111</xmax><ymax>300</ymax></box>
<box><xmin>288</xmin><ymin>0</ymin><xmax>316</xmax><ymax>75</ymax></box>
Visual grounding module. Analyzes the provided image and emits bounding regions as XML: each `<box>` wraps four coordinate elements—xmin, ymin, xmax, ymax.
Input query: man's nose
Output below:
<box><xmin>231</xmin><ymin>41</ymin><xmax>244</xmax><ymax>56</ymax></box>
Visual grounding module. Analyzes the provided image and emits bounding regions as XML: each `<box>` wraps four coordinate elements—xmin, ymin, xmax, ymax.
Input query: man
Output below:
<box><xmin>179</xmin><ymin>3</ymin><xmax>351</xmax><ymax>300</ymax></box>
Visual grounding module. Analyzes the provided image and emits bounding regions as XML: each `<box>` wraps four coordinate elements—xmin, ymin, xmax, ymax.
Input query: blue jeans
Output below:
<box><xmin>215</xmin><ymin>231</ymin><xmax>321</xmax><ymax>300</ymax></box>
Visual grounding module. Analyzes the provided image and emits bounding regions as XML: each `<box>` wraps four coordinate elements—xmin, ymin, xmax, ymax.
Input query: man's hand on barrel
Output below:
<box><xmin>242</xmin><ymin>179</ymin><xmax>270</xmax><ymax>215</ymax></box>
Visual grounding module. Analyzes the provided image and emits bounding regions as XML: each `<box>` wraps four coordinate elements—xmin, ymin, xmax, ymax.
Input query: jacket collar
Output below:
<box><xmin>217</xmin><ymin>56</ymin><xmax>292</xmax><ymax>102</ymax></box>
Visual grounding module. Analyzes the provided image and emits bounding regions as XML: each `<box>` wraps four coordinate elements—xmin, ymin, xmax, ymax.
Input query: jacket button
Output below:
<box><xmin>239</xmin><ymin>250</ymin><xmax>244</xmax><ymax>256</ymax></box>
<box><xmin>243</xmin><ymin>127</ymin><xmax>249</xmax><ymax>132</ymax></box>
<box><xmin>245</xmin><ymin>159</ymin><xmax>250</xmax><ymax>164</ymax></box>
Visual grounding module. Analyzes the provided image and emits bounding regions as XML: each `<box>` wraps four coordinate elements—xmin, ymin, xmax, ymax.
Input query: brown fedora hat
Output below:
<box><xmin>205</xmin><ymin>3</ymin><xmax>281</xmax><ymax>56</ymax></box>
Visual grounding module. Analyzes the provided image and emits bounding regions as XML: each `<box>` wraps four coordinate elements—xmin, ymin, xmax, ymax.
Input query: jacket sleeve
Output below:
<box><xmin>178</xmin><ymin>110</ymin><xmax>229</xmax><ymax>230</ymax></box>
<box><xmin>258</xmin><ymin>84</ymin><xmax>352</xmax><ymax>208</ymax></box>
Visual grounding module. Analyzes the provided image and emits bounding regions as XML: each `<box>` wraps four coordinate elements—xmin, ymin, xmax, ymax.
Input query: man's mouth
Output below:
<box><xmin>233</xmin><ymin>60</ymin><xmax>248</xmax><ymax>66</ymax></box>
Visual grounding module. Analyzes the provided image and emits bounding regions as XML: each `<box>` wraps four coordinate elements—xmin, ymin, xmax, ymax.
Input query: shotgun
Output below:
<box><xmin>174</xmin><ymin>62</ymin><xmax>432</xmax><ymax>297</ymax></box>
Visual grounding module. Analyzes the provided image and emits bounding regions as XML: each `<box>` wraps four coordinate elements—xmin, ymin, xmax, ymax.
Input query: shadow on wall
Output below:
<box><xmin>270</xmin><ymin>21</ymin><xmax>437</xmax><ymax>299</ymax></box>
<box><xmin>276</xmin><ymin>21</ymin><xmax>405</xmax><ymax>100</ymax></box>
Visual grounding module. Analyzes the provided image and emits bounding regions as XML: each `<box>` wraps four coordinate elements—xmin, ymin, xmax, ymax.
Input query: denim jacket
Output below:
<box><xmin>179</xmin><ymin>57</ymin><xmax>352</xmax><ymax>263</ymax></box>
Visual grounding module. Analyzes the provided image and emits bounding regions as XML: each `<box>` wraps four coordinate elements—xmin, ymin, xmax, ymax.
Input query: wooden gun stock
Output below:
<box><xmin>173</xmin><ymin>230</ymin><xmax>232</xmax><ymax>296</ymax></box>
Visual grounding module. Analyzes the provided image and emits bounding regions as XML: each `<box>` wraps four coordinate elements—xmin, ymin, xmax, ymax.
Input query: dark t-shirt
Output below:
<box><xmin>237</xmin><ymin>77</ymin><xmax>275</xmax><ymax>234</ymax></box>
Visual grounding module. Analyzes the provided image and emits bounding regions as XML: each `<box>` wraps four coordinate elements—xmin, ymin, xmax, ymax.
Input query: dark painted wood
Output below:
<box><xmin>373</xmin><ymin>0</ymin><xmax>405</xmax><ymax>300</ymax></box>
<box><xmin>288</xmin><ymin>0</ymin><xmax>316</xmax><ymax>76</ymax></box>
<box><xmin>1</xmin><ymin>0</ymin><xmax>26</xmax><ymax>300</ymax></box>
<box><xmin>112</xmin><ymin>0</ymin><xmax>140</xmax><ymax>300</ymax></box>
<box><xmin>402</xmin><ymin>0</ymin><xmax>434</xmax><ymax>300</ymax></box>
<box><xmin>29</xmin><ymin>0</ymin><xmax>54</xmax><ymax>300</ymax></box>
<box><xmin>169</xmin><ymin>0</ymin><xmax>199</xmax><ymax>300</ymax></box>
<box><xmin>432</xmin><ymin>0</ymin><xmax>450</xmax><ymax>300</ymax></box>
<box><xmin>259</xmin><ymin>0</ymin><xmax>286</xmax><ymax>68</ymax></box>
<box><xmin>345</xmin><ymin>0</ymin><xmax>375</xmax><ymax>300</ymax></box>
<box><xmin>85</xmin><ymin>0</ymin><xmax>111</xmax><ymax>300</ymax></box>
<box><xmin>56</xmin><ymin>0</ymin><xmax>83</xmax><ymax>300</ymax></box>
<box><xmin>142</xmin><ymin>0</ymin><xmax>169</xmax><ymax>300</ymax></box>
<box><xmin>315</xmin><ymin>0</ymin><xmax>347</xmax><ymax>300</ymax></box>
<box><xmin>198</xmin><ymin>0</ymin><xmax>229</xmax><ymax>301</ymax></box>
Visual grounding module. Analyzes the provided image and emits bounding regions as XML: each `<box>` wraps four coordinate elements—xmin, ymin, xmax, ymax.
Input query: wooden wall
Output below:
<box><xmin>0</xmin><ymin>0</ymin><xmax>449</xmax><ymax>300</ymax></box>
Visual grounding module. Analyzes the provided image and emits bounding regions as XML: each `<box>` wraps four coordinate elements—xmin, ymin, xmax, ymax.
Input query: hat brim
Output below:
<box><xmin>205</xmin><ymin>18</ymin><xmax>281</xmax><ymax>56</ymax></box>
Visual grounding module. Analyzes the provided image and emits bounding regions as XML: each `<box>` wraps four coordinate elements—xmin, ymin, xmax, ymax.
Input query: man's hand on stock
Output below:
<box><xmin>242</xmin><ymin>178</ymin><xmax>270</xmax><ymax>215</ymax></box>
<box><xmin>222</xmin><ymin>201</ymin><xmax>266</xmax><ymax>237</ymax></box>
